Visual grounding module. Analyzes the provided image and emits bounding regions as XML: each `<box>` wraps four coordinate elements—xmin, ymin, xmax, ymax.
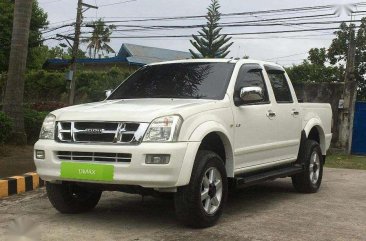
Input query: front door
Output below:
<box><xmin>232</xmin><ymin>63</ymin><xmax>280</xmax><ymax>170</ymax></box>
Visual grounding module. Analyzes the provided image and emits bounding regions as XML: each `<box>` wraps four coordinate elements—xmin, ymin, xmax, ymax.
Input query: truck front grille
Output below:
<box><xmin>56</xmin><ymin>151</ymin><xmax>132</xmax><ymax>163</ymax></box>
<box><xmin>56</xmin><ymin>121</ymin><xmax>149</xmax><ymax>144</ymax></box>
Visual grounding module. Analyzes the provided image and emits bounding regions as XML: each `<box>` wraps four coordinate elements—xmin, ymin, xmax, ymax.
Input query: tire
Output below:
<box><xmin>292</xmin><ymin>140</ymin><xmax>324</xmax><ymax>193</ymax></box>
<box><xmin>175</xmin><ymin>150</ymin><xmax>228</xmax><ymax>228</ymax></box>
<box><xmin>46</xmin><ymin>182</ymin><xmax>102</xmax><ymax>214</ymax></box>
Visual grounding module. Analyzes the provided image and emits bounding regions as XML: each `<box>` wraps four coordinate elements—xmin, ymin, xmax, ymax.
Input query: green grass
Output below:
<box><xmin>325</xmin><ymin>153</ymin><xmax>366</xmax><ymax>170</ymax></box>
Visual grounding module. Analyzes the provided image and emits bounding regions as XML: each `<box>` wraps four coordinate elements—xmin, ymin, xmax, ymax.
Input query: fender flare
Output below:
<box><xmin>303</xmin><ymin>118</ymin><xmax>326</xmax><ymax>154</ymax></box>
<box><xmin>176</xmin><ymin>121</ymin><xmax>234</xmax><ymax>186</ymax></box>
<box><xmin>189</xmin><ymin>121</ymin><xmax>234</xmax><ymax>173</ymax></box>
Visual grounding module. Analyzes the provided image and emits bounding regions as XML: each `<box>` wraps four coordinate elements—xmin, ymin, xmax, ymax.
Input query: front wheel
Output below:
<box><xmin>175</xmin><ymin>150</ymin><xmax>228</xmax><ymax>228</ymax></box>
<box><xmin>46</xmin><ymin>182</ymin><xmax>102</xmax><ymax>214</ymax></box>
<box><xmin>292</xmin><ymin>140</ymin><xmax>324</xmax><ymax>193</ymax></box>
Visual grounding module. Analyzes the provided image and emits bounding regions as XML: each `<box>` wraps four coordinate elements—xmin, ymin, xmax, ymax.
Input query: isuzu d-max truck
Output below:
<box><xmin>34</xmin><ymin>59</ymin><xmax>332</xmax><ymax>228</ymax></box>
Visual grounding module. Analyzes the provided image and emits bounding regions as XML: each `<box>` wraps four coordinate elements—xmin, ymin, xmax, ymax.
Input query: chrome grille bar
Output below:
<box><xmin>56</xmin><ymin>121</ymin><xmax>149</xmax><ymax>144</ymax></box>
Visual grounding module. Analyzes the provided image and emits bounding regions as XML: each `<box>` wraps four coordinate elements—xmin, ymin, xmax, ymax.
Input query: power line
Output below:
<box><xmin>82</xmin><ymin>12</ymin><xmax>339</xmax><ymax>31</ymax></box>
<box><xmin>100</xmin><ymin>19</ymin><xmax>362</xmax><ymax>31</ymax></box>
<box><xmin>98</xmin><ymin>0</ymin><xmax>136</xmax><ymax>7</ymax></box>
<box><xmin>39</xmin><ymin>0</ymin><xmax>64</xmax><ymax>5</ymax></box>
<box><xmin>45</xmin><ymin>2</ymin><xmax>366</xmax><ymax>28</ymax></box>
<box><xmin>48</xmin><ymin>3</ymin><xmax>364</xmax><ymax>33</ymax></box>
<box><xmin>78</xmin><ymin>26</ymin><xmax>360</xmax><ymax>39</ymax></box>
<box><xmin>42</xmin><ymin>2</ymin><xmax>366</xmax><ymax>45</ymax></box>
<box><xmin>94</xmin><ymin>9</ymin><xmax>337</xmax><ymax>24</ymax></box>
<box><xmin>41</xmin><ymin>23</ymin><xmax>74</xmax><ymax>34</ymax></box>
<box><xmin>264</xmin><ymin>52</ymin><xmax>308</xmax><ymax>61</ymax></box>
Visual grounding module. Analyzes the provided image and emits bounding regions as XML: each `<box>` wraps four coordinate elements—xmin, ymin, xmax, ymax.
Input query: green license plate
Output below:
<box><xmin>60</xmin><ymin>162</ymin><xmax>114</xmax><ymax>181</ymax></box>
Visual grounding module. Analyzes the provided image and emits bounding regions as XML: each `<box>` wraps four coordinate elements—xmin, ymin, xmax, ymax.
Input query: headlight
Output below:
<box><xmin>39</xmin><ymin>114</ymin><xmax>56</xmax><ymax>140</ymax></box>
<box><xmin>143</xmin><ymin>115</ymin><xmax>183</xmax><ymax>142</ymax></box>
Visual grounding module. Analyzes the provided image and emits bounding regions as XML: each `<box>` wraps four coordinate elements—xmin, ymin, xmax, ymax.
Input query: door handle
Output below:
<box><xmin>266</xmin><ymin>110</ymin><xmax>276</xmax><ymax>118</ymax></box>
<box><xmin>291</xmin><ymin>110</ymin><xmax>300</xmax><ymax>116</ymax></box>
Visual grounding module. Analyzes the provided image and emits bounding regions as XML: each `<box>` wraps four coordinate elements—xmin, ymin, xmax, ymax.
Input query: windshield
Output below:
<box><xmin>108</xmin><ymin>62</ymin><xmax>235</xmax><ymax>100</ymax></box>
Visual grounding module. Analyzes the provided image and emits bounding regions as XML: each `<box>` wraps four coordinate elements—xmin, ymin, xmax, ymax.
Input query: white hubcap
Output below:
<box><xmin>201</xmin><ymin>167</ymin><xmax>223</xmax><ymax>215</ymax></box>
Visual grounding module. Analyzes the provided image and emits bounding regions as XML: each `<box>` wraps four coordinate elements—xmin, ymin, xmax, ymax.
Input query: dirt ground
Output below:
<box><xmin>0</xmin><ymin>168</ymin><xmax>365</xmax><ymax>241</ymax></box>
<box><xmin>0</xmin><ymin>145</ymin><xmax>35</xmax><ymax>178</ymax></box>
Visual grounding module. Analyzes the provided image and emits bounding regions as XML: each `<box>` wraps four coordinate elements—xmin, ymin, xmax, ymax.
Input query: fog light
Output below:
<box><xmin>145</xmin><ymin>154</ymin><xmax>170</xmax><ymax>164</ymax></box>
<box><xmin>35</xmin><ymin>150</ymin><xmax>45</xmax><ymax>159</ymax></box>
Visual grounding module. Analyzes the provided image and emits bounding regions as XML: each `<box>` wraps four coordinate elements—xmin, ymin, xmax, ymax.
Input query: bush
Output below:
<box><xmin>75</xmin><ymin>67</ymin><xmax>132</xmax><ymax>103</ymax></box>
<box><xmin>19</xmin><ymin>67</ymin><xmax>133</xmax><ymax>104</ymax></box>
<box><xmin>24</xmin><ymin>69</ymin><xmax>66</xmax><ymax>102</ymax></box>
<box><xmin>24</xmin><ymin>109</ymin><xmax>48</xmax><ymax>144</ymax></box>
<box><xmin>0</xmin><ymin>111</ymin><xmax>13</xmax><ymax>143</ymax></box>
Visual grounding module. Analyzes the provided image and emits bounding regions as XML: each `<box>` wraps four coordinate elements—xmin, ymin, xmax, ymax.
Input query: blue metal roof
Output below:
<box><xmin>44</xmin><ymin>43</ymin><xmax>191</xmax><ymax>69</ymax></box>
<box><xmin>45</xmin><ymin>56</ymin><xmax>128</xmax><ymax>65</ymax></box>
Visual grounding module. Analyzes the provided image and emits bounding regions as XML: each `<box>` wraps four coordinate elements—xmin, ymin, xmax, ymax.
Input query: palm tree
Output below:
<box><xmin>83</xmin><ymin>19</ymin><xmax>116</xmax><ymax>58</ymax></box>
<box><xmin>3</xmin><ymin>0</ymin><xmax>34</xmax><ymax>144</ymax></box>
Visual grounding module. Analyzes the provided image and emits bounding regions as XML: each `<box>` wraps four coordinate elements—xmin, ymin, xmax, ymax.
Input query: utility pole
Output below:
<box><xmin>68</xmin><ymin>0</ymin><xmax>82</xmax><ymax>105</ymax></box>
<box><xmin>339</xmin><ymin>20</ymin><xmax>357</xmax><ymax>154</ymax></box>
<box><xmin>68</xmin><ymin>0</ymin><xmax>97</xmax><ymax>105</ymax></box>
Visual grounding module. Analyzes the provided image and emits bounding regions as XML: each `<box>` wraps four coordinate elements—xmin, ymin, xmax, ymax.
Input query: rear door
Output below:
<box><xmin>264</xmin><ymin>65</ymin><xmax>302</xmax><ymax>161</ymax></box>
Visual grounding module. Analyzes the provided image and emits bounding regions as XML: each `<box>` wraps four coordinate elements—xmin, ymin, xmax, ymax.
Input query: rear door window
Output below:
<box><xmin>265</xmin><ymin>66</ymin><xmax>293</xmax><ymax>103</ymax></box>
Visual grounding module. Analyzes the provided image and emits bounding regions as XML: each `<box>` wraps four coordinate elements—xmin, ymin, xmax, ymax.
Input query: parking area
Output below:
<box><xmin>0</xmin><ymin>168</ymin><xmax>365</xmax><ymax>241</ymax></box>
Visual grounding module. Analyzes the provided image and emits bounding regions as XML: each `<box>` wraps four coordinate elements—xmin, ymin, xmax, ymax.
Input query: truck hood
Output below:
<box><xmin>53</xmin><ymin>98</ymin><xmax>228</xmax><ymax>122</ymax></box>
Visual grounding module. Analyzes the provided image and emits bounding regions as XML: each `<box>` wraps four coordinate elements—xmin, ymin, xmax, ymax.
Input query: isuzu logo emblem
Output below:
<box><xmin>83</xmin><ymin>128</ymin><xmax>104</xmax><ymax>134</ymax></box>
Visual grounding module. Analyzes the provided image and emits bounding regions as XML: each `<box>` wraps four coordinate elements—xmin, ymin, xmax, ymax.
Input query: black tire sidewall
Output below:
<box><xmin>305</xmin><ymin>144</ymin><xmax>323</xmax><ymax>190</ymax></box>
<box><xmin>292</xmin><ymin>140</ymin><xmax>324</xmax><ymax>193</ymax></box>
<box><xmin>195</xmin><ymin>154</ymin><xmax>228</xmax><ymax>218</ymax></box>
<box><xmin>46</xmin><ymin>182</ymin><xmax>102</xmax><ymax>214</ymax></box>
<box><xmin>175</xmin><ymin>150</ymin><xmax>228</xmax><ymax>228</ymax></box>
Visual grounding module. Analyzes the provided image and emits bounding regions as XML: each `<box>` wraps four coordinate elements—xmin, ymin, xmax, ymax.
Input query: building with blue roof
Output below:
<box><xmin>43</xmin><ymin>43</ymin><xmax>192</xmax><ymax>70</ymax></box>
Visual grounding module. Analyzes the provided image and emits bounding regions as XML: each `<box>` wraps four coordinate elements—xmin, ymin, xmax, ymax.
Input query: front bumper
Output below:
<box><xmin>34</xmin><ymin>140</ymin><xmax>200</xmax><ymax>188</ymax></box>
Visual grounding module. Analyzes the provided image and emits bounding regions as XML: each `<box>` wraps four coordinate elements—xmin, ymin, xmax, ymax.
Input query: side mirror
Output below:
<box><xmin>239</xmin><ymin>86</ymin><xmax>264</xmax><ymax>104</ymax></box>
<box><xmin>105</xmin><ymin>89</ymin><xmax>112</xmax><ymax>98</ymax></box>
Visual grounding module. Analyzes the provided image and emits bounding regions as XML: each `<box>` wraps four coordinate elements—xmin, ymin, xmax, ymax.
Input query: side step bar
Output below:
<box><xmin>234</xmin><ymin>165</ymin><xmax>304</xmax><ymax>188</ymax></box>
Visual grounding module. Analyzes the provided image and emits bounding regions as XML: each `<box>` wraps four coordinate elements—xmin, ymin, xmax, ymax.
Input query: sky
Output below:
<box><xmin>39</xmin><ymin>0</ymin><xmax>365</xmax><ymax>66</ymax></box>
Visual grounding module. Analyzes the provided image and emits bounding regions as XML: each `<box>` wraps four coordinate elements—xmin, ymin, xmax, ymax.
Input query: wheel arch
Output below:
<box><xmin>189</xmin><ymin>121</ymin><xmax>234</xmax><ymax>177</ymax></box>
<box><xmin>303</xmin><ymin>118</ymin><xmax>326</xmax><ymax>155</ymax></box>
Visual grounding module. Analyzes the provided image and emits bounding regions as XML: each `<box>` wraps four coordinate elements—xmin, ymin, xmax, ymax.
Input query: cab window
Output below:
<box><xmin>234</xmin><ymin>64</ymin><xmax>269</xmax><ymax>105</ymax></box>
<box><xmin>265</xmin><ymin>66</ymin><xmax>293</xmax><ymax>103</ymax></box>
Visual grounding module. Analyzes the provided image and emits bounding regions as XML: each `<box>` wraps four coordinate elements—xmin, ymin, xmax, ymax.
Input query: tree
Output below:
<box><xmin>0</xmin><ymin>0</ymin><xmax>48</xmax><ymax>72</ymax></box>
<box><xmin>47</xmin><ymin>46</ymin><xmax>86</xmax><ymax>59</ymax></box>
<box><xmin>82</xmin><ymin>19</ymin><xmax>116</xmax><ymax>58</ymax></box>
<box><xmin>26</xmin><ymin>46</ymin><xmax>87</xmax><ymax>69</ymax></box>
<box><xmin>308</xmin><ymin>48</ymin><xmax>327</xmax><ymax>66</ymax></box>
<box><xmin>328</xmin><ymin>18</ymin><xmax>366</xmax><ymax>100</ymax></box>
<box><xmin>287</xmin><ymin>46</ymin><xmax>342</xmax><ymax>84</ymax></box>
<box><xmin>189</xmin><ymin>0</ymin><xmax>233</xmax><ymax>58</ymax></box>
<box><xmin>2</xmin><ymin>0</ymin><xmax>34</xmax><ymax>144</ymax></box>
<box><xmin>286</xmin><ymin>60</ymin><xmax>342</xmax><ymax>84</ymax></box>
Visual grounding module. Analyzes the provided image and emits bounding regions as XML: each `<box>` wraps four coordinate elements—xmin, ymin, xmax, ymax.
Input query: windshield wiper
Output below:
<box><xmin>150</xmin><ymin>94</ymin><xmax>205</xmax><ymax>99</ymax></box>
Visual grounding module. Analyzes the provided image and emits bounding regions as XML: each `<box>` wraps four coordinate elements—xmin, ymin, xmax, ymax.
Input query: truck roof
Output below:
<box><xmin>148</xmin><ymin>58</ymin><xmax>285</xmax><ymax>69</ymax></box>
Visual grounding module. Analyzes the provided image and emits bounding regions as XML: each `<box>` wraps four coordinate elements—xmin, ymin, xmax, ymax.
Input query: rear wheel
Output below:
<box><xmin>175</xmin><ymin>150</ymin><xmax>228</xmax><ymax>228</ymax></box>
<box><xmin>292</xmin><ymin>140</ymin><xmax>324</xmax><ymax>193</ymax></box>
<box><xmin>46</xmin><ymin>182</ymin><xmax>102</xmax><ymax>213</ymax></box>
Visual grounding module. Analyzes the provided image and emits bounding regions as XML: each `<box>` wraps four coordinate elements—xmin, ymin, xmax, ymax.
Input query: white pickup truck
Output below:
<box><xmin>34</xmin><ymin>59</ymin><xmax>332</xmax><ymax>228</ymax></box>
